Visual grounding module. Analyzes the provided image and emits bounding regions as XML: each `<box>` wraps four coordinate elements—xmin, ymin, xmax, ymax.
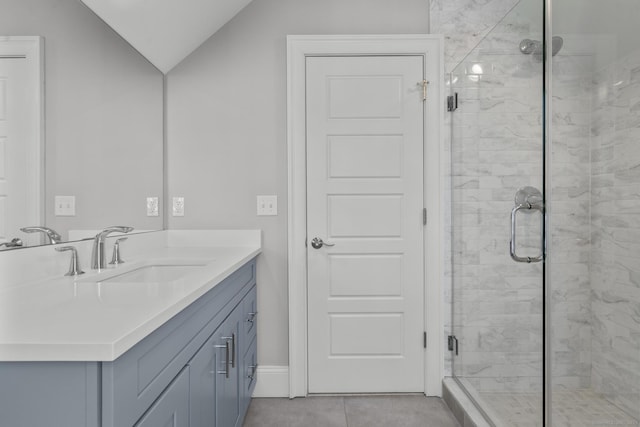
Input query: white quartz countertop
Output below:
<box><xmin>0</xmin><ymin>231</ymin><xmax>261</xmax><ymax>362</ymax></box>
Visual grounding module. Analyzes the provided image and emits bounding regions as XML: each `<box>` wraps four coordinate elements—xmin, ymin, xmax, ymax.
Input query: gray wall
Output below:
<box><xmin>166</xmin><ymin>0</ymin><xmax>430</xmax><ymax>367</ymax></box>
<box><xmin>2</xmin><ymin>0</ymin><xmax>164</xmax><ymax>240</ymax></box>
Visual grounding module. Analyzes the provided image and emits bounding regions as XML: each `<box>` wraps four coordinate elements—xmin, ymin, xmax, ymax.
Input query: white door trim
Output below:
<box><xmin>0</xmin><ymin>36</ymin><xmax>45</xmax><ymax>234</ymax></box>
<box><xmin>286</xmin><ymin>34</ymin><xmax>444</xmax><ymax>398</ymax></box>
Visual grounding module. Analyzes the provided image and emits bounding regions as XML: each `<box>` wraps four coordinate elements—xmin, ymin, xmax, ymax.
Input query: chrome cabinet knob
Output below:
<box><xmin>310</xmin><ymin>237</ymin><xmax>335</xmax><ymax>249</ymax></box>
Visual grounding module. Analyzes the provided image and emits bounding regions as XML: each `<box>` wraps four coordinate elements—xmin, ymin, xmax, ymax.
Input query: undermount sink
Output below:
<box><xmin>102</xmin><ymin>264</ymin><xmax>206</xmax><ymax>283</ymax></box>
<box><xmin>91</xmin><ymin>264</ymin><xmax>207</xmax><ymax>283</ymax></box>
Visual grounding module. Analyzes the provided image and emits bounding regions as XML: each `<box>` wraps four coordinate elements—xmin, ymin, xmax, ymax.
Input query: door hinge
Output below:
<box><xmin>447</xmin><ymin>93</ymin><xmax>458</xmax><ymax>112</ymax></box>
<box><xmin>448</xmin><ymin>335</ymin><xmax>459</xmax><ymax>355</ymax></box>
<box><xmin>423</xmin><ymin>332</ymin><xmax>427</xmax><ymax>349</ymax></box>
<box><xmin>418</xmin><ymin>79</ymin><xmax>429</xmax><ymax>101</ymax></box>
<box><xmin>423</xmin><ymin>208</ymin><xmax>427</xmax><ymax>225</ymax></box>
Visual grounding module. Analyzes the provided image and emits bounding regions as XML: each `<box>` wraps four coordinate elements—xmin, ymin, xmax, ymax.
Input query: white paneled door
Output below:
<box><xmin>0</xmin><ymin>39</ymin><xmax>41</xmax><ymax>245</ymax></box>
<box><xmin>306</xmin><ymin>56</ymin><xmax>425</xmax><ymax>393</ymax></box>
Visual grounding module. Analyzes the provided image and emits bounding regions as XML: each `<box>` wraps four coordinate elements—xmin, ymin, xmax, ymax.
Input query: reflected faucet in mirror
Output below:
<box><xmin>0</xmin><ymin>238</ymin><xmax>23</xmax><ymax>249</ymax></box>
<box><xmin>20</xmin><ymin>227</ymin><xmax>62</xmax><ymax>245</ymax></box>
<box><xmin>91</xmin><ymin>226</ymin><xmax>134</xmax><ymax>270</ymax></box>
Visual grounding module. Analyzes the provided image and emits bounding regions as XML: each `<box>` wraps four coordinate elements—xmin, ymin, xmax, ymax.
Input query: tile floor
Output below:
<box><xmin>479</xmin><ymin>389</ymin><xmax>639</xmax><ymax>427</ymax></box>
<box><xmin>243</xmin><ymin>395</ymin><xmax>461</xmax><ymax>427</ymax></box>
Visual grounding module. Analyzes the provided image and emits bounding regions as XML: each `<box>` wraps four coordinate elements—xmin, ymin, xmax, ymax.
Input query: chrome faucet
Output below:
<box><xmin>20</xmin><ymin>226</ymin><xmax>62</xmax><ymax>244</ymax></box>
<box><xmin>91</xmin><ymin>226</ymin><xmax>134</xmax><ymax>270</ymax></box>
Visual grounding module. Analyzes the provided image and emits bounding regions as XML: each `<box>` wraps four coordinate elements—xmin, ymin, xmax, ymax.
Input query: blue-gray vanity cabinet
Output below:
<box><xmin>188</xmin><ymin>336</ymin><xmax>218</xmax><ymax>427</ymax></box>
<box><xmin>103</xmin><ymin>259</ymin><xmax>256</xmax><ymax>427</ymax></box>
<box><xmin>0</xmin><ymin>258</ymin><xmax>257</xmax><ymax>427</ymax></box>
<box><xmin>134</xmin><ymin>366</ymin><xmax>190</xmax><ymax>427</ymax></box>
<box><xmin>240</xmin><ymin>286</ymin><xmax>258</xmax><ymax>416</ymax></box>
<box><xmin>188</xmin><ymin>284</ymin><xmax>258</xmax><ymax>427</ymax></box>
<box><xmin>215</xmin><ymin>308</ymin><xmax>241</xmax><ymax>427</ymax></box>
<box><xmin>241</xmin><ymin>337</ymin><xmax>258</xmax><ymax>416</ymax></box>
<box><xmin>103</xmin><ymin>260</ymin><xmax>256</xmax><ymax>427</ymax></box>
<box><xmin>0</xmin><ymin>362</ymin><xmax>101</xmax><ymax>427</ymax></box>
<box><xmin>188</xmin><ymin>305</ymin><xmax>242</xmax><ymax>427</ymax></box>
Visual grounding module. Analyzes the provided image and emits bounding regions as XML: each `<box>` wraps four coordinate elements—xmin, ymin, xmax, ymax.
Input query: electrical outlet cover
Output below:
<box><xmin>146</xmin><ymin>197</ymin><xmax>159</xmax><ymax>217</ymax></box>
<box><xmin>172</xmin><ymin>197</ymin><xmax>185</xmax><ymax>216</ymax></box>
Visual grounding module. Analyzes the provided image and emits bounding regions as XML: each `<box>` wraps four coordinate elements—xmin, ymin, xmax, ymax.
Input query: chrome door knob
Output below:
<box><xmin>310</xmin><ymin>237</ymin><xmax>335</xmax><ymax>249</ymax></box>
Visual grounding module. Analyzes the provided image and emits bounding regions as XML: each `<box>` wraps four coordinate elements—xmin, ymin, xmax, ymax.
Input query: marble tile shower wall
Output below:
<box><xmin>430</xmin><ymin>0</ymin><xmax>519</xmax><ymax>72</ymax></box>
<box><xmin>549</xmin><ymin>52</ymin><xmax>593</xmax><ymax>389</ymax></box>
<box><xmin>590</xmin><ymin>48</ymin><xmax>640</xmax><ymax>420</ymax></box>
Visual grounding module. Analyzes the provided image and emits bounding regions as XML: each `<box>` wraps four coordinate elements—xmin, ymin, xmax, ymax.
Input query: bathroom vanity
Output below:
<box><xmin>0</xmin><ymin>230</ymin><xmax>260</xmax><ymax>427</ymax></box>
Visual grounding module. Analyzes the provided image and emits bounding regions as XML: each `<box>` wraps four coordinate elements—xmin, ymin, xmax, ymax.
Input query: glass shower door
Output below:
<box><xmin>449</xmin><ymin>0</ymin><xmax>545</xmax><ymax>424</ymax></box>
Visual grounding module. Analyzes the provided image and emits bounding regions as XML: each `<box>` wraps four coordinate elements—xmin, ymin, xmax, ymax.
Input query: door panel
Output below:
<box><xmin>189</xmin><ymin>336</ymin><xmax>217</xmax><ymax>427</ymax></box>
<box><xmin>327</xmin><ymin>76</ymin><xmax>403</xmax><ymax>119</ymax></box>
<box><xmin>328</xmin><ymin>194</ymin><xmax>403</xmax><ymax>237</ymax></box>
<box><xmin>328</xmin><ymin>135</ymin><xmax>403</xmax><ymax>179</ymax></box>
<box><xmin>215</xmin><ymin>311</ymin><xmax>240</xmax><ymax>427</ymax></box>
<box><xmin>328</xmin><ymin>254</ymin><xmax>403</xmax><ymax>297</ymax></box>
<box><xmin>134</xmin><ymin>367</ymin><xmax>189</xmax><ymax>427</ymax></box>
<box><xmin>306</xmin><ymin>55</ymin><xmax>425</xmax><ymax>393</ymax></box>
<box><xmin>329</xmin><ymin>313</ymin><xmax>404</xmax><ymax>355</ymax></box>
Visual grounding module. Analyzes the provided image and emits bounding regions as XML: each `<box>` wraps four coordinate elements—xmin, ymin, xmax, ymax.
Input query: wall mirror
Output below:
<box><xmin>0</xmin><ymin>0</ymin><xmax>164</xmax><ymax>249</ymax></box>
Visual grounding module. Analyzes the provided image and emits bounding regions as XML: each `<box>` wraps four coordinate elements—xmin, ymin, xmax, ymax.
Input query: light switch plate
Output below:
<box><xmin>257</xmin><ymin>195</ymin><xmax>277</xmax><ymax>216</ymax></box>
<box><xmin>146</xmin><ymin>197</ymin><xmax>159</xmax><ymax>217</ymax></box>
<box><xmin>172</xmin><ymin>197</ymin><xmax>185</xmax><ymax>216</ymax></box>
<box><xmin>55</xmin><ymin>196</ymin><xmax>76</xmax><ymax>216</ymax></box>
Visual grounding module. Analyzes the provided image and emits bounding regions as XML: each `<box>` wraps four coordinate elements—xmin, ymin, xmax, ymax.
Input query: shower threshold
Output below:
<box><xmin>445</xmin><ymin>378</ymin><xmax>639</xmax><ymax>427</ymax></box>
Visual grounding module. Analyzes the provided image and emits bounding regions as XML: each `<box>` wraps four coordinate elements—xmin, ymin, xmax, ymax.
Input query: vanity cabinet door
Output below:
<box><xmin>241</xmin><ymin>287</ymin><xmax>258</xmax><ymax>355</ymax></box>
<box><xmin>215</xmin><ymin>308</ymin><xmax>241</xmax><ymax>427</ymax></box>
<box><xmin>189</xmin><ymin>335</ymin><xmax>218</xmax><ymax>427</ymax></box>
<box><xmin>241</xmin><ymin>336</ymin><xmax>258</xmax><ymax>417</ymax></box>
<box><xmin>188</xmin><ymin>286</ymin><xmax>257</xmax><ymax>427</ymax></box>
<box><xmin>134</xmin><ymin>366</ymin><xmax>189</xmax><ymax>427</ymax></box>
<box><xmin>240</xmin><ymin>286</ymin><xmax>258</xmax><ymax>419</ymax></box>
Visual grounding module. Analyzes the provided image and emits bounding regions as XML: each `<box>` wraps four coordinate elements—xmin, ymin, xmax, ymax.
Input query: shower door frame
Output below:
<box><xmin>543</xmin><ymin>0</ymin><xmax>552</xmax><ymax>425</ymax></box>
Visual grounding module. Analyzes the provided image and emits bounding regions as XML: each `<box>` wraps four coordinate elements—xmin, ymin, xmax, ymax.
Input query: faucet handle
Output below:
<box><xmin>55</xmin><ymin>246</ymin><xmax>85</xmax><ymax>276</ymax></box>
<box><xmin>109</xmin><ymin>237</ymin><xmax>128</xmax><ymax>265</ymax></box>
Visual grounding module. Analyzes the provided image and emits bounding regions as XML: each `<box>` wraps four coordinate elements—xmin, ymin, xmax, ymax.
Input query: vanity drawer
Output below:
<box><xmin>102</xmin><ymin>259</ymin><xmax>256</xmax><ymax>427</ymax></box>
<box><xmin>241</xmin><ymin>336</ymin><xmax>258</xmax><ymax>417</ymax></box>
<box><xmin>242</xmin><ymin>285</ymin><xmax>258</xmax><ymax>352</ymax></box>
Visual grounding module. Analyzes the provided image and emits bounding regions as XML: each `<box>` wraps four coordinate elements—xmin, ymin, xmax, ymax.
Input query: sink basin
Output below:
<box><xmin>99</xmin><ymin>264</ymin><xmax>206</xmax><ymax>283</ymax></box>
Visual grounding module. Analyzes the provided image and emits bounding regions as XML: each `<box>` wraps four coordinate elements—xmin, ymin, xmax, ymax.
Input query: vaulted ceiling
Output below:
<box><xmin>81</xmin><ymin>0</ymin><xmax>254</xmax><ymax>73</ymax></box>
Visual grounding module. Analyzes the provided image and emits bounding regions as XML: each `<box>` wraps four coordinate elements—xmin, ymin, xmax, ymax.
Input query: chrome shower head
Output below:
<box><xmin>519</xmin><ymin>36</ymin><xmax>564</xmax><ymax>57</ymax></box>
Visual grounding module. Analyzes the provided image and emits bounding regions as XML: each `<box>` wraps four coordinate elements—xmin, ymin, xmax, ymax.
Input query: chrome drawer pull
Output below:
<box><xmin>214</xmin><ymin>342</ymin><xmax>230</xmax><ymax>378</ymax></box>
<box><xmin>222</xmin><ymin>334</ymin><xmax>236</xmax><ymax>368</ymax></box>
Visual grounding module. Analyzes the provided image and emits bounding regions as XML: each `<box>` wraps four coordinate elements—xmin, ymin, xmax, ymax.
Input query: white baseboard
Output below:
<box><xmin>251</xmin><ymin>365</ymin><xmax>289</xmax><ymax>397</ymax></box>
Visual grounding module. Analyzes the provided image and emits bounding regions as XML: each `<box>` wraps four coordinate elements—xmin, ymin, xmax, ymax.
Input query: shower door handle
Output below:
<box><xmin>510</xmin><ymin>187</ymin><xmax>544</xmax><ymax>263</ymax></box>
